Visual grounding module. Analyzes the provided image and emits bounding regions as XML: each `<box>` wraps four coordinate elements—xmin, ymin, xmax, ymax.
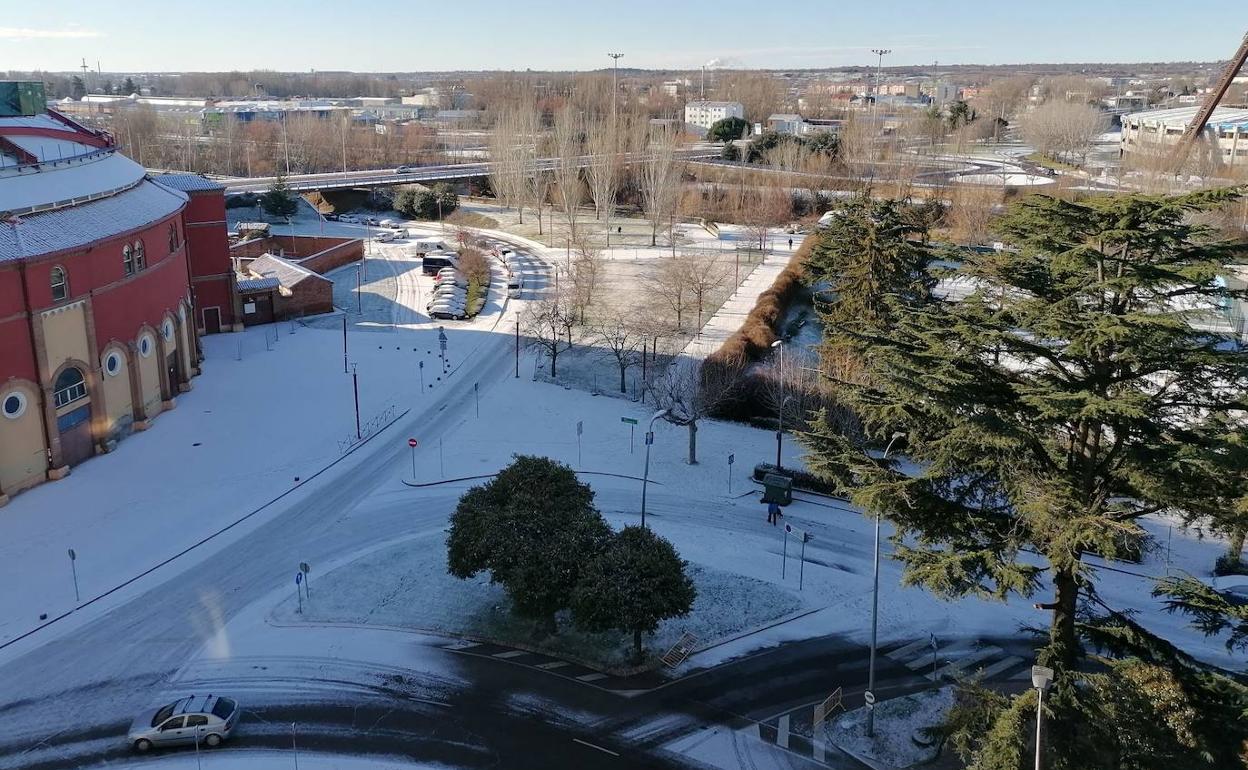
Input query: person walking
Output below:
<box><xmin>788</xmin><ymin>237</ymin><xmax>793</xmax><ymax>250</ymax></box>
<box><xmin>767</xmin><ymin>501</ymin><xmax>781</xmax><ymax>525</ymax></box>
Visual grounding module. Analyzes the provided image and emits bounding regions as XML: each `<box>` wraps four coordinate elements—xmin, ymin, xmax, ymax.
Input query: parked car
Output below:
<box><xmin>375</xmin><ymin>230</ymin><xmax>397</xmax><ymax>243</ymax></box>
<box><xmin>429</xmin><ymin>306</ymin><xmax>468</xmax><ymax>320</ymax></box>
<box><xmin>363</xmin><ymin>216</ymin><xmax>380</xmax><ymax>226</ymax></box>
<box><xmin>435</xmin><ymin>274</ymin><xmax>468</xmax><ymax>288</ymax></box>
<box><xmin>507</xmin><ymin>276</ymin><xmax>523</xmax><ymax>298</ymax></box>
<box><xmin>129</xmin><ymin>695</ymin><xmax>240</xmax><ymax>752</ymax></box>
<box><xmin>323</xmin><ymin>213</ymin><xmax>340</xmax><ymax>222</ymax></box>
<box><xmin>432</xmin><ymin>289</ymin><xmax>467</xmax><ymax>303</ymax></box>
<box><xmin>380</xmin><ymin>219</ymin><xmax>404</xmax><ymax>230</ymax></box>
<box><xmin>339</xmin><ymin>214</ymin><xmax>361</xmax><ymax>224</ymax></box>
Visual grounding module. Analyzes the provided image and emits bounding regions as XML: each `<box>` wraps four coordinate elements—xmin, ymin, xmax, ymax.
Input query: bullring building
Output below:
<box><xmin>0</xmin><ymin>83</ymin><xmax>235</xmax><ymax>504</ymax></box>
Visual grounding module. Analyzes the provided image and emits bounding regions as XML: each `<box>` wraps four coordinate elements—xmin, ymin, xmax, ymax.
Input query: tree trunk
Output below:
<box><xmin>619</xmin><ymin>364</ymin><xmax>627</xmax><ymax>393</ymax></box>
<box><xmin>687</xmin><ymin>420</ymin><xmax>698</xmax><ymax>465</ymax></box>
<box><xmin>633</xmin><ymin>628</ymin><xmax>643</xmax><ymax>661</ymax></box>
<box><xmin>1045</xmin><ymin>564</ymin><xmax>1080</xmax><ymax>675</ymax></box>
<box><xmin>550</xmin><ymin>349</ymin><xmax>557</xmax><ymax>378</ymax></box>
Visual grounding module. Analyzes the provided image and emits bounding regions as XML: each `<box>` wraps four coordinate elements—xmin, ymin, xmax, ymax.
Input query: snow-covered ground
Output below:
<box><xmin>83</xmin><ymin>752</ymin><xmax>453</xmax><ymax>770</ymax></box>
<box><xmin>828</xmin><ymin>687</ymin><xmax>952</xmax><ymax>770</ymax></box>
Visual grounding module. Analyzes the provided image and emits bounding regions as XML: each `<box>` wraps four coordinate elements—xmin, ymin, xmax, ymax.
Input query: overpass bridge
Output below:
<box><xmin>221</xmin><ymin>149</ymin><xmax>717</xmax><ymax>195</ymax></box>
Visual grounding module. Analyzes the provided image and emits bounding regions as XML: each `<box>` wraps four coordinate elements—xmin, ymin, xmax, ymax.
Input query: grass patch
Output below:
<box><xmin>446</xmin><ymin>209</ymin><xmax>500</xmax><ymax>230</ymax></box>
<box><xmin>1026</xmin><ymin>152</ymin><xmax>1080</xmax><ymax>173</ymax></box>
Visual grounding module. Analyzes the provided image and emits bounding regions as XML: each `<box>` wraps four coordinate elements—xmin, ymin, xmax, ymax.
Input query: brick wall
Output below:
<box><xmin>276</xmin><ymin>276</ymin><xmax>334</xmax><ymax>318</ymax></box>
<box><xmin>230</xmin><ymin>235</ymin><xmax>362</xmax><ymax>275</ymax></box>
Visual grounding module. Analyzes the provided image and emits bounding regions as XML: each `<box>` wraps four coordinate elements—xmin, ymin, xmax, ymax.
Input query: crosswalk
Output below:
<box><xmin>883</xmin><ymin>636</ymin><xmax>1027</xmax><ymax>683</ymax></box>
<box><xmin>438</xmin><ymin>639</ymin><xmax>668</xmax><ymax>694</ymax></box>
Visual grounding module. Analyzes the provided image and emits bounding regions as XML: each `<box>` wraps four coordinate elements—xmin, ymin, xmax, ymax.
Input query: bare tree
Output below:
<box><xmin>681</xmin><ymin>253</ymin><xmax>731</xmax><ymax>327</ymax></box>
<box><xmin>567</xmin><ymin>234</ymin><xmax>604</xmax><ymax>320</ymax></box>
<box><xmin>585</xmin><ymin>117</ymin><xmax>620</xmax><ymax>237</ymax></box>
<box><xmin>639</xmin><ymin>124</ymin><xmax>682</xmax><ymax>246</ymax></box>
<box><xmin>524</xmin><ymin>297</ymin><xmax>575</xmax><ymax>377</ymax></box>
<box><xmin>650</xmin><ymin>355</ymin><xmax>742</xmax><ymax>464</ymax></box>
<box><xmin>1020</xmin><ymin>100</ymin><xmax>1108</xmax><ymax>166</ymax></box>
<box><xmin>946</xmin><ymin>184</ymin><xmax>1002</xmax><ymax>245</ymax></box>
<box><xmin>753</xmin><ymin>354</ymin><xmax>820</xmax><ymax>432</ymax></box>
<box><xmin>645</xmin><ymin>259</ymin><xmax>690</xmax><ymax>329</ymax></box>
<box><xmin>553</xmin><ymin>105</ymin><xmax>586</xmax><ymax>240</ymax></box>
<box><xmin>589</xmin><ymin>311</ymin><xmax>643</xmax><ymax>393</ymax></box>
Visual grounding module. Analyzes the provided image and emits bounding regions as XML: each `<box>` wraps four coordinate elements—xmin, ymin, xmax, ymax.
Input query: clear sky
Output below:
<box><xmin>3</xmin><ymin>1</ymin><xmax>1243</xmax><ymax>73</ymax></box>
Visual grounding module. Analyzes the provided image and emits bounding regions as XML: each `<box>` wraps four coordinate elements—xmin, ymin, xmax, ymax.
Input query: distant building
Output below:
<box><xmin>1120</xmin><ymin>105</ymin><xmax>1248</xmax><ymax>167</ymax></box>
<box><xmin>683</xmin><ymin>100</ymin><xmax>745</xmax><ymax>130</ymax></box>
<box><xmin>767</xmin><ymin>113</ymin><xmax>807</xmax><ymax>135</ymax></box>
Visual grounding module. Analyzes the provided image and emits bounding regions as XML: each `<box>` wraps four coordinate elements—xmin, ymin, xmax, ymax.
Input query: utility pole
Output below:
<box><xmin>608</xmin><ymin>53</ymin><xmax>625</xmax><ymax>134</ymax></box>
<box><xmin>870</xmin><ymin>48</ymin><xmax>891</xmax><ymax>164</ymax></box>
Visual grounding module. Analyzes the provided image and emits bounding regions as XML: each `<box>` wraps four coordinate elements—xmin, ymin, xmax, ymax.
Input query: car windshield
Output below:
<box><xmin>150</xmin><ymin>701</ymin><xmax>179</xmax><ymax>727</ymax></box>
<box><xmin>210</xmin><ymin>697</ymin><xmax>236</xmax><ymax>720</ymax></box>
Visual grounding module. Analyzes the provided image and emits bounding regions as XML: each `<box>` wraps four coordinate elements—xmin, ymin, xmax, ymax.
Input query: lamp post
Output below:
<box><xmin>770</xmin><ymin>339</ymin><xmax>785</xmax><ymax>470</ymax></box>
<box><xmin>865</xmin><ymin>430</ymin><xmax>906</xmax><ymax>738</ymax></box>
<box><xmin>1032</xmin><ymin>666</ymin><xmax>1053</xmax><ymax>770</ymax></box>
<box><xmin>869</xmin><ymin>48</ymin><xmax>891</xmax><ymax>163</ymax></box>
<box><xmin>640</xmin><ymin>409</ymin><xmax>669</xmax><ymax>528</ymax></box>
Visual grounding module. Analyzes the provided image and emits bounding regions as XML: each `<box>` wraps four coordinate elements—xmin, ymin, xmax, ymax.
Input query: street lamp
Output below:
<box><xmin>1032</xmin><ymin>665</ymin><xmax>1053</xmax><ymax>770</ymax></box>
<box><xmin>770</xmin><ymin>339</ymin><xmax>785</xmax><ymax>470</ymax></box>
<box><xmin>866</xmin><ymin>429</ymin><xmax>906</xmax><ymax>738</ymax></box>
<box><xmin>640</xmin><ymin>408</ymin><xmax>669</xmax><ymax>528</ymax></box>
<box><xmin>869</xmin><ymin>48</ymin><xmax>891</xmax><ymax>164</ymax></box>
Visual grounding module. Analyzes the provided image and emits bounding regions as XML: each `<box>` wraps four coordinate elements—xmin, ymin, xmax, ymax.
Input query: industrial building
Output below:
<box><xmin>1120</xmin><ymin>105</ymin><xmax>1248</xmax><ymax>167</ymax></box>
<box><xmin>0</xmin><ymin>83</ymin><xmax>235</xmax><ymax>503</ymax></box>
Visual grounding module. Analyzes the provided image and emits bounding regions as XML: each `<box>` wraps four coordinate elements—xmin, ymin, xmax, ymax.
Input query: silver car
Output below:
<box><xmin>128</xmin><ymin>694</ymin><xmax>239</xmax><ymax>751</ymax></box>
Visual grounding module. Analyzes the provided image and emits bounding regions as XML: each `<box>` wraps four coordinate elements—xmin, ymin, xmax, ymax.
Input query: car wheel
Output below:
<box><xmin>205</xmin><ymin>733</ymin><xmax>223</xmax><ymax>747</ymax></box>
<box><xmin>134</xmin><ymin>739</ymin><xmax>152</xmax><ymax>752</ymax></box>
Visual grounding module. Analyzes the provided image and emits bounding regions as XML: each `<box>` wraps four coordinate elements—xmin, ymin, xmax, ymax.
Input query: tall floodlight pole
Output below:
<box><xmin>771</xmin><ymin>339</ymin><xmax>785</xmax><ymax>470</ymax></box>
<box><xmin>608</xmin><ymin>53</ymin><xmax>625</xmax><ymax>131</ymax></box>
<box><xmin>866</xmin><ymin>430</ymin><xmax>906</xmax><ymax>738</ymax></box>
<box><xmin>869</xmin><ymin>48</ymin><xmax>891</xmax><ymax>164</ymax></box>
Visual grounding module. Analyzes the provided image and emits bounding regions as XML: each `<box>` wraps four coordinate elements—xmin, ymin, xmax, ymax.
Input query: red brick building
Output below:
<box><xmin>0</xmin><ymin>97</ymin><xmax>233</xmax><ymax>503</ymax></box>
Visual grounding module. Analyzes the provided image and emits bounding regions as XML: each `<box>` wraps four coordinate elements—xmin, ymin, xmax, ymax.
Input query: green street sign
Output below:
<box><xmin>621</xmin><ymin>417</ymin><xmax>638</xmax><ymax>425</ymax></box>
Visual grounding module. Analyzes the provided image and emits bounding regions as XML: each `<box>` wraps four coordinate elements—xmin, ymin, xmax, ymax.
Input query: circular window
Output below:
<box><xmin>2</xmin><ymin>391</ymin><xmax>27</xmax><ymax>420</ymax></box>
<box><xmin>138</xmin><ymin>334</ymin><xmax>153</xmax><ymax>358</ymax></box>
<box><xmin>162</xmin><ymin>320</ymin><xmax>174</xmax><ymax>341</ymax></box>
<box><xmin>104</xmin><ymin>351</ymin><xmax>122</xmax><ymax>377</ymax></box>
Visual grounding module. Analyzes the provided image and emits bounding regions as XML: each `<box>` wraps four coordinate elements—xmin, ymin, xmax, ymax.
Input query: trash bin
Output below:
<box><xmin>761</xmin><ymin>473</ymin><xmax>793</xmax><ymax>506</ymax></box>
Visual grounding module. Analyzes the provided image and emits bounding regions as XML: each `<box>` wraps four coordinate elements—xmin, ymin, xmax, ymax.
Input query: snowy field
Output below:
<box><xmin>828</xmin><ymin>687</ymin><xmax>953</xmax><ymax>769</ymax></box>
<box><xmin>83</xmin><ymin>752</ymin><xmax>453</xmax><ymax>770</ymax></box>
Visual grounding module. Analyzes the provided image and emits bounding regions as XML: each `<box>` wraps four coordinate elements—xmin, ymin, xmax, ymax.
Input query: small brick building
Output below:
<box><xmin>237</xmin><ymin>254</ymin><xmax>334</xmax><ymax>323</ymax></box>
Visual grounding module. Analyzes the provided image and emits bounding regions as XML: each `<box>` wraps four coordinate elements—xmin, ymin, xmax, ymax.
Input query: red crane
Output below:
<box><xmin>1171</xmin><ymin>30</ymin><xmax>1248</xmax><ymax>169</ymax></box>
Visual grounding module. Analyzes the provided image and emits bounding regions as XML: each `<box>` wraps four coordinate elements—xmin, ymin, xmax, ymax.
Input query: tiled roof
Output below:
<box><xmin>0</xmin><ymin>180</ymin><xmax>187</xmax><ymax>262</ymax></box>
<box><xmin>237</xmin><ymin>276</ymin><xmax>280</xmax><ymax>292</ymax></box>
<box><xmin>248</xmin><ymin>253</ymin><xmax>328</xmax><ymax>288</ymax></box>
<box><xmin>153</xmin><ymin>173</ymin><xmax>226</xmax><ymax>192</ymax></box>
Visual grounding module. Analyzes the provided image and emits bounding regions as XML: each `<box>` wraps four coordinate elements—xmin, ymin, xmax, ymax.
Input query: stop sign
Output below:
<box><xmin>408</xmin><ymin>438</ymin><xmax>418</xmax><ymax>448</ymax></box>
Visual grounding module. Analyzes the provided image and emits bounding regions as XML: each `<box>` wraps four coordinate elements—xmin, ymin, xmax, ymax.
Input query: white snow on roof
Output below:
<box><xmin>153</xmin><ymin>173</ymin><xmax>226</xmax><ymax>192</ymax></box>
<box><xmin>249</xmin><ymin>253</ymin><xmax>327</xmax><ymax>287</ymax></box>
<box><xmin>5</xmin><ymin>135</ymin><xmax>88</xmax><ymax>163</ymax></box>
<box><xmin>1123</xmin><ymin>105</ymin><xmax>1248</xmax><ymax>126</ymax></box>
<box><xmin>0</xmin><ymin>151</ymin><xmax>146</xmax><ymax>215</ymax></box>
<box><xmin>0</xmin><ymin>180</ymin><xmax>187</xmax><ymax>262</ymax></box>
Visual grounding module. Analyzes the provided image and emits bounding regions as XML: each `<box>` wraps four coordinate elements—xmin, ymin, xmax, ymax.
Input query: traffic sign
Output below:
<box><xmin>728</xmin><ymin>453</ymin><xmax>735</xmax><ymax>466</ymax></box>
<box><xmin>863</xmin><ymin>690</ymin><xmax>875</xmax><ymax>706</ymax></box>
<box><xmin>645</xmin><ymin>431</ymin><xmax>654</xmax><ymax>446</ymax></box>
<box><xmin>67</xmin><ymin>548</ymin><xmax>76</xmax><ymax>560</ymax></box>
<box><xmin>300</xmin><ymin>562</ymin><xmax>310</xmax><ymax>574</ymax></box>
<box><xmin>621</xmin><ymin>417</ymin><xmax>638</xmax><ymax>425</ymax></box>
<box><xmin>295</xmin><ymin>572</ymin><xmax>303</xmax><ymax>585</ymax></box>
<box><xmin>576</xmin><ymin>420</ymin><xmax>583</xmax><ymax>436</ymax></box>
<box><xmin>408</xmin><ymin>438</ymin><xmax>418</xmax><ymax>448</ymax></box>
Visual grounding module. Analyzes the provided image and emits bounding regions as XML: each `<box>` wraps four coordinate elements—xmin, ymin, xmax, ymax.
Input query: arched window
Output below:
<box><xmin>50</xmin><ymin>266</ymin><xmax>68</xmax><ymax>301</ymax></box>
<box><xmin>123</xmin><ymin>245</ymin><xmax>134</xmax><ymax>276</ymax></box>
<box><xmin>133</xmin><ymin>239</ymin><xmax>146</xmax><ymax>270</ymax></box>
<box><xmin>168</xmin><ymin>223</ymin><xmax>180</xmax><ymax>252</ymax></box>
<box><xmin>53</xmin><ymin>367</ymin><xmax>87</xmax><ymax>408</ymax></box>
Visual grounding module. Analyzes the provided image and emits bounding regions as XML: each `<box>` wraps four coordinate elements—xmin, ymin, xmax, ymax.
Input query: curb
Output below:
<box><xmin>401</xmin><ymin>470</ymin><xmax>664</xmax><ymax>488</ymax></box>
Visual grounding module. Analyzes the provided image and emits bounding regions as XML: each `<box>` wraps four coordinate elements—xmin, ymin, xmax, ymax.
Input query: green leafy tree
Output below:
<box><xmin>259</xmin><ymin>174</ymin><xmax>299</xmax><ymax>218</ymax></box>
<box><xmin>801</xmin><ymin>190</ymin><xmax>1248</xmax><ymax>769</ymax></box>
<box><xmin>447</xmin><ymin>456</ymin><xmax>612</xmax><ymax>635</ymax></box>
<box><xmin>395</xmin><ymin>183</ymin><xmax>459</xmax><ymax>220</ymax></box>
<box><xmin>707</xmin><ymin>116</ymin><xmax>749</xmax><ymax>143</ymax></box>
<box><xmin>571</xmin><ymin>526</ymin><xmax>696</xmax><ymax>661</ymax></box>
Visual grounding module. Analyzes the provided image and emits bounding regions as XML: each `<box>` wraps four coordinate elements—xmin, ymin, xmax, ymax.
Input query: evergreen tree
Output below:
<box><xmin>707</xmin><ymin>116</ymin><xmax>749</xmax><ymax>143</ymax></box>
<box><xmin>447</xmin><ymin>456</ymin><xmax>612</xmax><ymax>635</ymax></box>
<box><xmin>571</xmin><ymin>526</ymin><xmax>695</xmax><ymax>661</ymax></box>
<box><xmin>70</xmin><ymin>76</ymin><xmax>86</xmax><ymax>101</ymax></box>
<box><xmin>801</xmin><ymin>190</ymin><xmax>1248</xmax><ymax>769</ymax></box>
<box><xmin>259</xmin><ymin>174</ymin><xmax>298</xmax><ymax>218</ymax></box>
<box><xmin>122</xmin><ymin>77</ymin><xmax>138</xmax><ymax>95</ymax></box>
<box><xmin>432</xmin><ymin>182</ymin><xmax>459</xmax><ymax>218</ymax></box>
<box><xmin>720</xmin><ymin>142</ymin><xmax>741</xmax><ymax>162</ymax></box>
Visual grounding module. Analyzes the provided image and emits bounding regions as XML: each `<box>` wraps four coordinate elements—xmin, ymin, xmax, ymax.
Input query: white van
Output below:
<box><xmin>414</xmin><ymin>239</ymin><xmax>447</xmax><ymax>255</ymax></box>
<box><xmin>507</xmin><ymin>276</ymin><xmax>523</xmax><ymax>299</ymax></box>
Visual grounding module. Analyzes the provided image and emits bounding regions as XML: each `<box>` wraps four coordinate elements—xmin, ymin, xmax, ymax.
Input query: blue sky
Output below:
<box><xmin>2</xmin><ymin>1</ymin><xmax>1242</xmax><ymax>72</ymax></box>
